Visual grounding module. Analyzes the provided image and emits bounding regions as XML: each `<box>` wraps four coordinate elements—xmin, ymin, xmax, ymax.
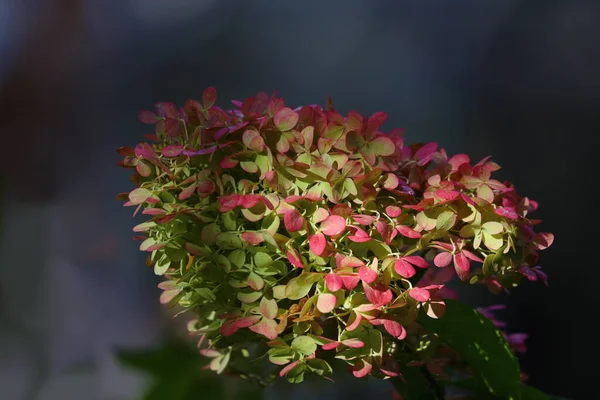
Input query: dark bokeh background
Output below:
<box><xmin>1</xmin><ymin>1</ymin><xmax>597</xmax><ymax>399</ymax></box>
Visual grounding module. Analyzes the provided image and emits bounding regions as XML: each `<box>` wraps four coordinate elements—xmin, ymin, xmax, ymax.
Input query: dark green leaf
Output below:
<box><xmin>418</xmin><ymin>299</ymin><xmax>522</xmax><ymax>398</ymax></box>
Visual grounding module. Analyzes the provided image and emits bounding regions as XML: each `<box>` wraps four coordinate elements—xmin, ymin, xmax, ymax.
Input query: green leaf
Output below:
<box><xmin>237</xmin><ymin>290</ymin><xmax>262</xmax><ymax>304</ymax></box>
<box><xmin>222</xmin><ymin>212</ymin><xmax>237</xmax><ymax>231</ymax></box>
<box><xmin>254</xmin><ymin>252</ymin><xmax>273</xmax><ymax>268</ymax></box>
<box><xmin>215</xmin><ymin>232</ymin><xmax>242</xmax><ymax>249</ymax></box>
<box><xmin>291</xmin><ymin>335</ymin><xmax>317</xmax><ymax>356</ymax></box>
<box><xmin>285</xmin><ymin>363</ymin><xmax>306</xmax><ymax>383</ymax></box>
<box><xmin>482</xmin><ymin>253</ymin><xmax>497</xmax><ymax>276</ymax></box>
<box><xmin>129</xmin><ymin>188</ymin><xmax>152</xmax><ymax>204</ymax></box>
<box><xmin>285</xmin><ymin>272</ymin><xmax>322</xmax><ymax>300</ymax></box>
<box><xmin>259</xmin><ymin>297</ymin><xmax>278</xmax><ymax>320</ymax></box>
<box><xmin>117</xmin><ymin>339</ymin><xmax>226</xmax><ymax>400</ymax></box>
<box><xmin>261</xmin><ymin>213</ymin><xmax>280</xmax><ymax>235</ymax></box>
<box><xmin>418</xmin><ymin>299</ymin><xmax>521</xmax><ymax>398</ymax></box>
<box><xmin>390</xmin><ymin>356</ymin><xmax>441</xmax><ymax>400</ymax></box>
<box><xmin>247</xmin><ymin>272</ymin><xmax>265</xmax><ymax>291</ymax></box>
<box><xmin>519</xmin><ymin>385</ymin><xmax>552</xmax><ymax>400</ymax></box>
<box><xmin>228</xmin><ymin>249</ymin><xmax>246</xmax><ymax>268</ymax></box>
<box><xmin>154</xmin><ymin>255</ymin><xmax>171</xmax><ymax>275</ymax></box>
<box><xmin>214</xmin><ymin>254</ymin><xmax>231</xmax><ymax>273</ymax></box>
<box><xmin>306</xmin><ymin>358</ymin><xmax>332</xmax><ymax>376</ymax></box>
<box><xmin>436</xmin><ymin>210</ymin><xmax>457</xmax><ymax>231</ymax></box>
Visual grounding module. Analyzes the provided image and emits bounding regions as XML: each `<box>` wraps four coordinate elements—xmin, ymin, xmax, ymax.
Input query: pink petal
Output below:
<box><xmin>396</xmin><ymin>225</ymin><xmax>422</xmax><ymax>239</ymax></box>
<box><xmin>403</xmin><ymin>256</ymin><xmax>429</xmax><ymax>269</ymax></box>
<box><xmin>351</xmin><ymin>214</ymin><xmax>376</xmax><ymax>225</ymax></box>
<box><xmin>219</xmin><ymin>194</ymin><xmax>241</xmax><ymax>212</ymax></box>
<box><xmin>155</xmin><ymin>102</ymin><xmax>178</xmax><ymax>118</ymax></box>
<box><xmin>363</xmin><ymin>282</ymin><xmax>393</xmax><ymax>306</ymax></box>
<box><xmin>453</xmin><ymin>252</ymin><xmax>470</xmax><ymax>272</ymax></box>
<box><xmin>340</xmin><ymin>275</ymin><xmax>360</xmax><ymax>290</ymax></box>
<box><xmin>325</xmin><ymin>273</ymin><xmax>343</xmax><ymax>292</ymax></box>
<box><xmin>202</xmin><ymin>87</ymin><xmax>217</xmax><ymax>109</ymax></box>
<box><xmin>320</xmin><ymin>215</ymin><xmax>347</xmax><ymax>236</ymax></box>
<box><xmin>495</xmin><ymin>207</ymin><xmax>519</xmax><ymax>220</ymax></box>
<box><xmin>434</xmin><ymin>252</ymin><xmax>453</xmax><ymax>268</ymax></box>
<box><xmin>382</xmin><ymin>173</ymin><xmax>399</xmax><ymax>190</ymax></box>
<box><xmin>383</xmin><ymin>319</ymin><xmax>407</xmax><ymax>339</ymax></box>
<box><xmin>182</xmin><ymin>145</ymin><xmax>218</xmax><ymax>157</ymax></box>
<box><xmin>284</xmin><ymin>209</ymin><xmax>305</xmax><ymax>232</ymax></box>
<box><xmin>460</xmin><ymin>193</ymin><xmax>476</xmax><ymax>206</ymax></box>
<box><xmin>249</xmin><ymin>319</ymin><xmax>278</xmax><ymax>340</ymax></box>
<box><xmin>317</xmin><ymin>293</ymin><xmax>337</xmax><ymax>313</ymax></box>
<box><xmin>313</xmin><ymin>208</ymin><xmax>330</xmax><ymax>223</ymax></box>
<box><xmin>159</xmin><ymin>289</ymin><xmax>180</xmax><ymax>305</ymax></box>
<box><xmin>367</xmin><ymin>111</ymin><xmax>388</xmax><ymax>133</ymax></box>
<box><xmin>143</xmin><ymin>208</ymin><xmax>166</xmax><ymax>215</ymax></box>
<box><xmin>386</xmin><ymin>206</ymin><xmax>402</xmax><ymax>218</ymax></box>
<box><xmin>279</xmin><ymin>361</ymin><xmax>300</xmax><ymax>377</ymax></box>
<box><xmin>273</xmin><ymin>107</ymin><xmax>299</xmax><ymax>131</ymax></box>
<box><xmin>414</xmin><ymin>142</ymin><xmax>438</xmax><ymax>162</ymax></box>
<box><xmin>286</xmin><ymin>248</ymin><xmax>304</xmax><ymax>269</ymax></box>
<box><xmin>424</xmin><ymin>300</ymin><xmax>447</xmax><ymax>319</ymax></box>
<box><xmin>220</xmin><ymin>315</ymin><xmax>261</xmax><ymax>336</ymax></box>
<box><xmin>358</xmin><ymin>266</ymin><xmax>378</xmax><ymax>284</ymax></box>
<box><xmin>533</xmin><ymin>232</ymin><xmax>554</xmax><ymax>250</ymax></box>
<box><xmin>161</xmin><ymin>145</ymin><xmax>184</xmax><ymax>157</ymax></box>
<box><xmin>340</xmin><ymin>256</ymin><xmax>365</xmax><ymax>268</ymax></box>
<box><xmin>462</xmin><ymin>250</ymin><xmax>483</xmax><ymax>263</ymax></box>
<box><xmin>309</xmin><ymin>233</ymin><xmax>327</xmax><ymax>256</ymax></box>
<box><xmin>346</xmin><ymin>312</ymin><xmax>363</xmax><ymax>331</ymax></box>
<box><xmin>322</xmin><ymin>342</ymin><xmax>341</xmax><ymax>351</ymax></box>
<box><xmin>409</xmin><ymin>287</ymin><xmax>431</xmax><ymax>302</ymax></box>
<box><xmin>348</xmin><ymin>226</ymin><xmax>371</xmax><ymax>242</ymax></box>
<box><xmin>394</xmin><ymin>259</ymin><xmax>416</xmax><ymax>278</ymax></box>
<box><xmin>341</xmin><ymin>339</ymin><xmax>365</xmax><ymax>349</ymax></box>
<box><xmin>241</xmin><ymin>231</ymin><xmax>265</xmax><ymax>245</ymax></box>
<box><xmin>138</xmin><ymin>110</ymin><xmax>160</xmax><ymax>124</ymax></box>
<box><xmin>435</xmin><ymin>189</ymin><xmax>460</xmax><ymax>202</ymax></box>
<box><xmin>220</xmin><ymin>155</ymin><xmax>239</xmax><ymax>169</ymax></box>
<box><xmin>239</xmin><ymin>194</ymin><xmax>262</xmax><ymax>209</ymax></box>
<box><xmin>352</xmin><ymin>359</ymin><xmax>373</xmax><ymax>378</ymax></box>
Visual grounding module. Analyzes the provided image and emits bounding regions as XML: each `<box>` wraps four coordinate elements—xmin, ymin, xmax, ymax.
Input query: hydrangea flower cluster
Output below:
<box><xmin>117</xmin><ymin>88</ymin><xmax>553</xmax><ymax>384</ymax></box>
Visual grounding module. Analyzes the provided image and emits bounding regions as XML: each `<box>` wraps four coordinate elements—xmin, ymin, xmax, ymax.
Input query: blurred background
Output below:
<box><xmin>1</xmin><ymin>0</ymin><xmax>598</xmax><ymax>399</ymax></box>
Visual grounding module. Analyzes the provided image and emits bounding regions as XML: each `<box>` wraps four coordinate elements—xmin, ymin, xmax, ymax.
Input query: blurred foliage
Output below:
<box><xmin>117</xmin><ymin>338</ymin><xmax>264</xmax><ymax>400</ymax></box>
